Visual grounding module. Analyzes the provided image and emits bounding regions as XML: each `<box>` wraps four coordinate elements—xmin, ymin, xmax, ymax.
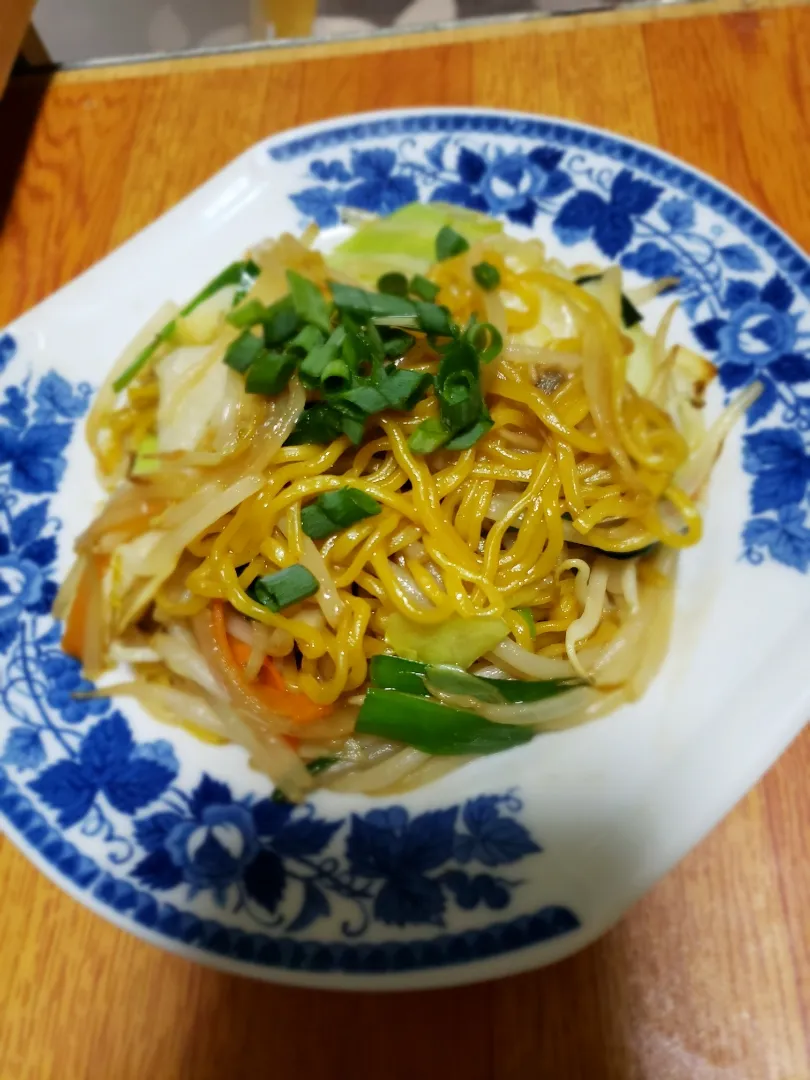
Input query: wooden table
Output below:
<box><xmin>1</xmin><ymin>4</ymin><xmax>808</xmax><ymax>1076</ymax></box>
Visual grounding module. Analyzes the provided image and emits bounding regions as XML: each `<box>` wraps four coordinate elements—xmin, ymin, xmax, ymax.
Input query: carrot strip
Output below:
<box><xmin>62</xmin><ymin>558</ymin><xmax>98</xmax><ymax>661</ymax></box>
<box><xmin>210</xmin><ymin>600</ymin><xmax>331</xmax><ymax>724</ymax></box>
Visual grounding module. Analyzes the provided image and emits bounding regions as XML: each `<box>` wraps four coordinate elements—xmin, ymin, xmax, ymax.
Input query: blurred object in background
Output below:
<box><xmin>1</xmin><ymin>0</ymin><xmax>37</xmax><ymax>89</ymax></box>
<box><xmin>31</xmin><ymin>0</ymin><xmax>615</xmax><ymax>66</ymax></box>
<box><xmin>259</xmin><ymin>0</ymin><xmax>319</xmax><ymax>38</ymax></box>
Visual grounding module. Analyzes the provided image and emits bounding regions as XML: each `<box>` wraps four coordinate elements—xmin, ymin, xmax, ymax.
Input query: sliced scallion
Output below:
<box><xmin>298</xmin><ymin>325</ymin><xmax>346</xmax><ymax>386</ymax></box>
<box><xmin>262</xmin><ymin>296</ymin><xmax>300</xmax><ymax>347</ymax></box>
<box><xmin>369</xmin><ymin>654</ymin><xmax>580</xmax><ymax>704</ymax></box>
<box><xmin>445</xmin><ymin>413</ymin><xmax>493</xmax><ymax>450</ymax></box>
<box><xmin>329</xmin><ymin>282</ymin><xmax>416</xmax><ymax>320</ymax></box>
<box><xmin>435</xmin><ymin>225</ymin><xmax>470</xmax><ymax>262</ymax></box>
<box><xmin>466</xmin><ymin>321</ymin><xmax>503</xmax><ymax>363</ymax></box>
<box><xmin>341</xmin><ymin>384</ymin><xmax>390</xmax><ymax>414</ymax></box>
<box><xmin>379</xmin><ymin>368</ymin><xmax>433</xmax><ymax>410</ymax></box>
<box><xmin>224</xmin><ymin>330</ymin><xmax>265</xmax><ymax>373</ymax></box>
<box><xmin>382</xmin><ymin>332</ymin><xmax>415</xmax><ymax>358</ymax></box>
<box><xmin>472</xmin><ymin>261</ymin><xmax>501</xmax><ymax>291</ymax></box>
<box><xmin>245</xmin><ymin>351</ymin><xmax>297</xmax><ymax>395</ymax></box>
<box><xmin>287</xmin><ymin>324</ymin><xmax>325</xmax><ymax>357</ymax></box>
<box><xmin>286</xmin><ymin>269</ymin><xmax>332</xmax><ymax>333</ymax></box>
<box><xmin>415</xmin><ymin>301</ymin><xmax>453</xmax><ymax>337</ymax></box>
<box><xmin>247</xmin><ymin>564</ymin><xmax>319</xmax><ymax>612</ymax></box>
<box><xmin>226</xmin><ymin>298</ymin><xmax>267</xmax><ymax>328</ymax></box>
<box><xmin>301</xmin><ymin>488</ymin><xmax>381</xmax><ymax>540</ymax></box>
<box><xmin>321</xmin><ymin>357</ymin><xmax>353</xmax><ymax>396</ymax></box>
<box><xmin>112</xmin><ymin>259</ymin><xmax>259</xmax><ymax>392</ymax></box>
<box><xmin>285</xmin><ymin>403</ymin><xmax>344</xmax><ymax>445</ymax></box>
<box><xmin>356</xmin><ymin>687</ymin><xmax>532</xmax><ymax>756</ymax></box>
<box><xmin>408</xmin><ymin>417</ymin><xmax>450</xmax><ymax>454</ymax></box>
<box><xmin>409</xmin><ymin>274</ymin><xmax>440</xmax><ymax>302</ymax></box>
<box><xmin>377</xmin><ymin>272</ymin><xmax>409</xmax><ymax>297</ymax></box>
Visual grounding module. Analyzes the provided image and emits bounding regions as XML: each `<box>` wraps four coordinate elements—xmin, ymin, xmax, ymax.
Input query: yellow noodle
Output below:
<box><xmin>67</xmin><ymin>225</ymin><xmax>732</xmax><ymax>798</ymax></box>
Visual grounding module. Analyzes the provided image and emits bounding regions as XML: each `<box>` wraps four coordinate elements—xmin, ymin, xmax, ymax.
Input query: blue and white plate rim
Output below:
<box><xmin>0</xmin><ymin>106</ymin><xmax>808</xmax><ymax>991</ymax></box>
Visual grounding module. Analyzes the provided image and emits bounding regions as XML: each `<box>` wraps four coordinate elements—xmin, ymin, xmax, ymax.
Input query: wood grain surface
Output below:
<box><xmin>0</xmin><ymin>5</ymin><xmax>809</xmax><ymax>1078</ymax></box>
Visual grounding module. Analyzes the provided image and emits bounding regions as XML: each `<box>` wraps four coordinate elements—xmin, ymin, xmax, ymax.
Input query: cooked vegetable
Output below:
<box><xmin>224</xmin><ymin>330</ymin><xmax>265</xmax><ymax>373</ymax></box>
<box><xmin>384</xmin><ymin>613</ymin><xmax>509</xmax><ymax>668</ymax></box>
<box><xmin>369</xmin><ymin>654</ymin><xmax>579</xmax><ymax>704</ymax></box>
<box><xmin>301</xmin><ymin>488</ymin><xmax>381</xmax><ymax>540</ymax></box>
<box><xmin>113</xmin><ymin>260</ymin><xmax>259</xmax><ymax>392</ymax></box>
<box><xmin>248</xmin><ymin>565</ymin><xmax>320</xmax><ymax>612</ymax></box>
<box><xmin>245</xmin><ymin>351</ymin><xmax>297</xmax><ymax>395</ymax></box>
<box><xmin>356</xmin><ymin>688</ymin><xmax>532</xmax><ymax>755</ymax></box>
<box><xmin>286</xmin><ymin>269</ymin><xmax>332</xmax><ymax>333</ymax></box>
<box><xmin>472</xmin><ymin>261</ymin><xmax>501</xmax><ymax>291</ymax></box>
<box><xmin>435</xmin><ymin>225</ymin><xmax>470</xmax><ymax>262</ymax></box>
<box><xmin>63</xmin><ymin>200</ymin><xmax>756</xmax><ymax>801</ymax></box>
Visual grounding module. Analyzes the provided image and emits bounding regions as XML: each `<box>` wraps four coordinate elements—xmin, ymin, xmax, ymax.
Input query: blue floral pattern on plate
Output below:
<box><xmin>2</xmin><ymin>111</ymin><xmax>810</xmax><ymax>984</ymax></box>
<box><xmin>0</xmin><ymin>330</ymin><xmax>575</xmax><ymax>965</ymax></box>
<box><xmin>283</xmin><ymin>126</ymin><xmax>810</xmax><ymax>575</ymax></box>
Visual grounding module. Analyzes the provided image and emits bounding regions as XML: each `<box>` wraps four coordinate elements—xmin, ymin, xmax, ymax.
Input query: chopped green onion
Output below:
<box><xmin>262</xmin><ymin>296</ymin><xmax>300</xmax><ymax>347</ymax></box>
<box><xmin>381</xmin><ymin>332</ymin><xmax>415</xmax><ymax>358</ymax></box>
<box><xmin>415</xmin><ymin>301</ymin><xmax>454</xmax><ymax>336</ymax></box>
<box><xmin>321</xmin><ymin>357</ymin><xmax>353</xmax><ymax>395</ymax></box>
<box><xmin>245</xmin><ymin>351</ymin><xmax>297</xmax><ymax>395</ymax></box>
<box><xmin>286</xmin><ymin>270</ymin><xmax>331</xmax><ymax>333</ymax></box>
<box><xmin>436</xmin><ymin>338</ymin><xmax>482</xmax><ymax>433</ymax></box>
<box><xmin>223</xmin><ymin>330</ymin><xmax>265</xmax><ymax>373</ymax></box>
<box><xmin>445</xmin><ymin>413</ymin><xmax>493</xmax><ymax>450</ymax></box>
<box><xmin>329</xmin><ymin>282</ymin><xmax>416</xmax><ymax>320</ymax></box>
<box><xmin>112</xmin><ymin>259</ymin><xmax>260</xmax><ymax>393</ymax></box>
<box><xmin>287</xmin><ymin>324</ymin><xmax>325</xmax><ymax>357</ymax></box>
<box><xmin>408</xmin><ymin>417</ymin><xmax>450</xmax><ymax>454</ymax></box>
<box><xmin>230</xmin><ymin>259</ymin><xmax>261</xmax><ymax>305</ymax></box>
<box><xmin>368</xmin><ymin>655</ymin><xmax>427</xmax><ymax>697</ymax></box>
<box><xmin>516</xmin><ymin>608</ymin><xmax>536</xmax><ymax>639</ymax></box>
<box><xmin>285</xmin><ymin>403</ymin><xmax>344</xmax><ymax>445</ymax></box>
<box><xmin>377</xmin><ymin>272</ymin><xmax>409</xmax><ymax>297</ymax></box>
<box><xmin>226</xmin><ymin>298</ymin><xmax>267</xmax><ymax>328</ymax></box>
<box><xmin>298</xmin><ymin>325</ymin><xmax>346</xmax><ymax>386</ymax></box>
<box><xmin>319</xmin><ymin>488</ymin><xmax>380</xmax><ymax>528</ymax></box>
<box><xmin>472</xmin><ymin>261</ymin><xmax>501</xmax><ymax>291</ymax></box>
<box><xmin>301</xmin><ymin>488</ymin><xmax>381</xmax><ymax>540</ymax></box>
<box><xmin>339</xmin><ymin>411</ymin><xmax>366</xmax><ymax>445</ymax></box>
<box><xmin>439</xmin><ymin>369</ymin><xmax>480</xmax><ymax>434</ymax></box>
<box><xmin>369</xmin><ymin>654</ymin><xmax>580</xmax><ymax>704</ymax></box>
<box><xmin>466</xmin><ymin>321</ymin><xmax>503</xmax><ymax>363</ymax></box>
<box><xmin>297</xmin><ymin>504</ymin><xmax>335</xmax><ymax>541</ymax></box>
<box><xmin>247</xmin><ymin>564</ymin><xmax>319</xmax><ymax>612</ymax></box>
<box><xmin>341</xmin><ymin>316</ymin><xmax>385</xmax><ymax>370</ymax></box>
<box><xmin>191</xmin><ymin>259</ymin><xmax>260</xmax><ymax>310</ymax></box>
<box><xmin>379</xmin><ymin>368</ymin><xmax>433</xmax><ymax>410</ymax></box>
<box><xmin>341</xmin><ymin>384</ymin><xmax>390</xmax><ymax>414</ymax></box>
<box><xmin>425</xmin><ymin>664</ymin><xmax>505</xmax><ymax>704</ymax></box>
<box><xmin>435</xmin><ymin>225</ymin><xmax>470</xmax><ymax>262</ymax></box>
<box><xmin>409</xmin><ymin>274</ymin><xmax>440</xmax><ymax>302</ymax></box>
<box><xmin>356</xmin><ymin>687</ymin><xmax>532</xmax><ymax>756</ymax></box>
<box><xmin>621</xmin><ymin>294</ymin><xmax>643</xmax><ymax>329</ymax></box>
<box><xmin>112</xmin><ymin>324</ymin><xmax>176</xmax><ymax>394</ymax></box>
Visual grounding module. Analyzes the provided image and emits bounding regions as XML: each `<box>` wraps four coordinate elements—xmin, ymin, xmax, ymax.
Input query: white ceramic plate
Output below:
<box><xmin>1</xmin><ymin>108</ymin><xmax>808</xmax><ymax>990</ymax></box>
